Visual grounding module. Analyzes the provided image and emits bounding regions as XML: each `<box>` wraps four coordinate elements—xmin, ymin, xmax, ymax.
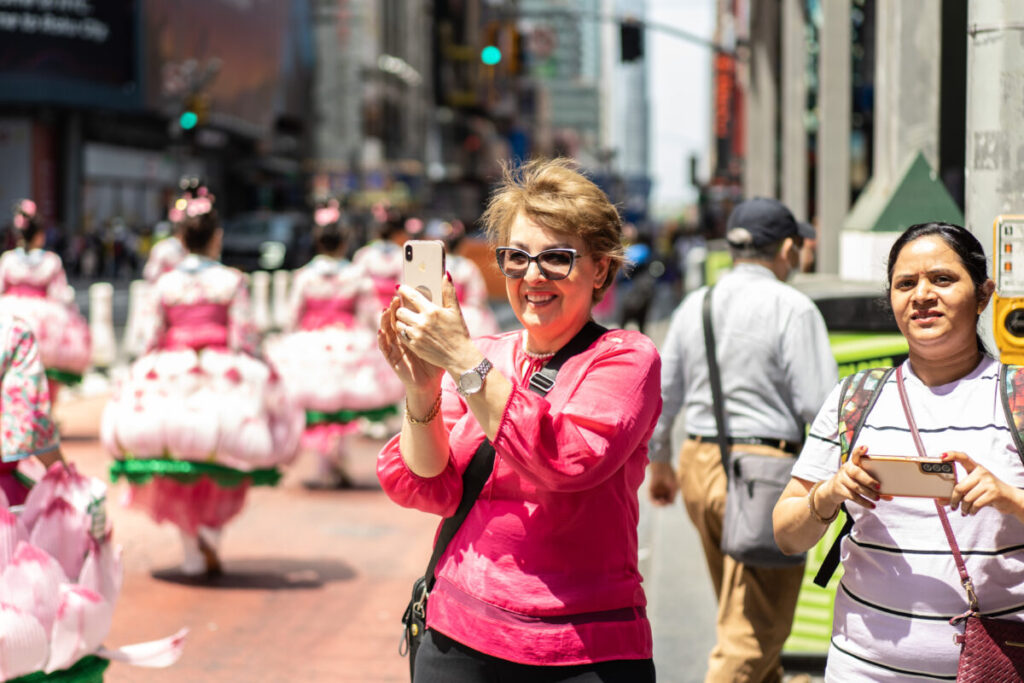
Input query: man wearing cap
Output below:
<box><xmin>647</xmin><ymin>197</ymin><xmax>837</xmax><ymax>682</ymax></box>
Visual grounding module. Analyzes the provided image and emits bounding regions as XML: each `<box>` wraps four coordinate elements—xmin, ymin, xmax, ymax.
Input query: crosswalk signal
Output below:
<box><xmin>179</xmin><ymin>110</ymin><xmax>198</xmax><ymax>130</ymax></box>
<box><xmin>620</xmin><ymin>22</ymin><xmax>643</xmax><ymax>62</ymax></box>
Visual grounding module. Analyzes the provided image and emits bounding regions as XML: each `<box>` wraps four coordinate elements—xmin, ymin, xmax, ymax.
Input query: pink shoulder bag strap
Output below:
<box><xmin>895</xmin><ymin>365</ymin><xmax>1024</xmax><ymax>681</ymax></box>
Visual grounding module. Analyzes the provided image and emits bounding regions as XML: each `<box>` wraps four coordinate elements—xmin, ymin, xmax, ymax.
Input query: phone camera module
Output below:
<box><xmin>405</xmin><ymin>245</ymin><xmax>413</xmax><ymax>261</ymax></box>
<box><xmin>940</xmin><ymin>463</ymin><xmax>953</xmax><ymax>474</ymax></box>
<box><xmin>921</xmin><ymin>462</ymin><xmax>934</xmax><ymax>473</ymax></box>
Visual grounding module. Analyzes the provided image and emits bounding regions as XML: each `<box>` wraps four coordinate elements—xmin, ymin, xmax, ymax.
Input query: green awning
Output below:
<box><xmin>845</xmin><ymin>151</ymin><xmax>963</xmax><ymax>232</ymax></box>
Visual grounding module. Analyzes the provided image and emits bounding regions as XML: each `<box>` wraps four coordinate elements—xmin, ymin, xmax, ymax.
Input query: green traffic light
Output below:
<box><xmin>179</xmin><ymin>111</ymin><xmax>198</xmax><ymax>130</ymax></box>
<box><xmin>481</xmin><ymin>45</ymin><xmax>502</xmax><ymax>65</ymax></box>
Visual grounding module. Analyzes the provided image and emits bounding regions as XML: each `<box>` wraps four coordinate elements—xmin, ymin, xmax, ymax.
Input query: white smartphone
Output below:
<box><xmin>402</xmin><ymin>240</ymin><xmax>445</xmax><ymax>306</ymax></box>
<box><xmin>860</xmin><ymin>455</ymin><xmax>958</xmax><ymax>499</ymax></box>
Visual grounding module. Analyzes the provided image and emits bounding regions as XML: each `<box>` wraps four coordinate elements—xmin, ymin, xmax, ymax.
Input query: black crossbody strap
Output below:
<box><xmin>528</xmin><ymin>320</ymin><xmax>608</xmax><ymax>396</ymax></box>
<box><xmin>423</xmin><ymin>438</ymin><xmax>495</xmax><ymax>592</ymax></box>
<box><xmin>702</xmin><ymin>286</ymin><xmax>732</xmax><ymax>473</ymax></box>
<box><xmin>422</xmin><ymin>319</ymin><xmax>609</xmax><ymax>590</ymax></box>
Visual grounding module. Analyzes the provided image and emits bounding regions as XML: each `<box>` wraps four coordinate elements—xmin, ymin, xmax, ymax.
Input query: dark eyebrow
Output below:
<box><xmin>508</xmin><ymin>241</ymin><xmax>575</xmax><ymax>251</ymax></box>
<box><xmin>892</xmin><ymin>267</ymin><xmax>960</xmax><ymax>280</ymax></box>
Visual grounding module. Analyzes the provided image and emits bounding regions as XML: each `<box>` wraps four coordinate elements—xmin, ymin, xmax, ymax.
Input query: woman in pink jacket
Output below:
<box><xmin>378</xmin><ymin>158</ymin><xmax>661</xmax><ymax>682</ymax></box>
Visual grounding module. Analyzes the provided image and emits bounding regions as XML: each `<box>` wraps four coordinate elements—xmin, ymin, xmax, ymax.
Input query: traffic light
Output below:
<box><xmin>620</xmin><ymin>22</ymin><xmax>643</xmax><ymax>62</ymax></box>
<box><xmin>178</xmin><ymin>95</ymin><xmax>208</xmax><ymax>131</ymax></box>
<box><xmin>179</xmin><ymin>110</ymin><xmax>198</xmax><ymax>130</ymax></box>
<box><xmin>481</xmin><ymin>45</ymin><xmax>502</xmax><ymax>65</ymax></box>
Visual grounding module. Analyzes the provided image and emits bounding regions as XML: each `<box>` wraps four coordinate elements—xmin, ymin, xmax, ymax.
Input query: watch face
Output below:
<box><xmin>460</xmin><ymin>372</ymin><xmax>483</xmax><ymax>394</ymax></box>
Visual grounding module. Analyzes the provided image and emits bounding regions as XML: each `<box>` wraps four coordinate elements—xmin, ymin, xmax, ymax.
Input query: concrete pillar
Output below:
<box><xmin>872</xmin><ymin>0</ymin><xmax>942</xmax><ymax>188</ymax></box>
<box><xmin>272</xmin><ymin>269</ymin><xmax>291</xmax><ymax>330</ymax></box>
<box><xmin>965</xmin><ymin>0</ymin><xmax>1024</xmax><ymax>352</ymax></box>
<box><xmin>89</xmin><ymin>282</ymin><xmax>117</xmax><ymax>368</ymax></box>
<box><xmin>251</xmin><ymin>271</ymin><xmax>271</xmax><ymax>333</ymax></box>
<box><xmin>743</xmin><ymin>0</ymin><xmax>779</xmax><ymax>199</ymax></box>
<box><xmin>816</xmin><ymin>0</ymin><xmax>851</xmax><ymax>274</ymax></box>
<box><xmin>780</xmin><ymin>0</ymin><xmax>807</xmax><ymax>220</ymax></box>
<box><xmin>121</xmin><ymin>279</ymin><xmax>152</xmax><ymax>358</ymax></box>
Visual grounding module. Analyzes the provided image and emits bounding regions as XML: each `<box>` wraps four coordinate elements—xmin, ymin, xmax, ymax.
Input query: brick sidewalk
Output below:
<box><xmin>57</xmin><ymin>395</ymin><xmax>434</xmax><ymax>682</ymax></box>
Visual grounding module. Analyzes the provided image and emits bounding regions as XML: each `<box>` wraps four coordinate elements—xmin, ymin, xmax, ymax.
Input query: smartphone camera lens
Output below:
<box><xmin>405</xmin><ymin>245</ymin><xmax>412</xmax><ymax>261</ymax></box>
<box><xmin>941</xmin><ymin>463</ymin><xmax>952</xmax><ymax>473</ymax></box>
<box><xmin>922</xmin><ymin>462</ymin><xmax>934</xmax><ymax>473</ymax></box>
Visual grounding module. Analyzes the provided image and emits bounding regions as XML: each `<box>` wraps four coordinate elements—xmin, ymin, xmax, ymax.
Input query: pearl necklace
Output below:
<box><xmin>522</xmin><ymin>347</ymin><xmax>555</xmax><ymax>360</ymax></box>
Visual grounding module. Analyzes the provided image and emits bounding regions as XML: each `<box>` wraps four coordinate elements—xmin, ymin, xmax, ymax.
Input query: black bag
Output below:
<box><xmin>702</xmin><ymin>287</ymin><xmax>805</xmax><ymax>567</ymax></box>
<box><xmin>399</xmin><ymin>321</ymin><xmax>607</xmax><ymax>679</ymax></box>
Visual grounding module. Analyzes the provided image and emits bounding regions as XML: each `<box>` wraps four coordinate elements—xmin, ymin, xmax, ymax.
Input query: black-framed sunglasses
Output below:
<box><xmin>495</xmin><ymin>247</ymin><xmax>579</xmax><ymax>280</ymax></box>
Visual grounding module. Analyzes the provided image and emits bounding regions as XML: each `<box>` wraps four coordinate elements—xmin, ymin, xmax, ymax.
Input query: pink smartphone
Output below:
<box><xmin>402</xmin><ymin>240</ymin><xmax>445</xmax><ymax>305</ymax></box>
<box><xmin>860</xmin><ymin>455</ymin><xmax>957</xmax><ymax>499</ymax></box>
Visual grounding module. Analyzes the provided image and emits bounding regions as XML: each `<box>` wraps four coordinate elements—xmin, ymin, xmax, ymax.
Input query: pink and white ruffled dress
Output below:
<box><xmin>0</xmin><ymin>249</ymin><xmax>91</xmax><ymax>384</ymax></box>
<box><xmin>263</xmin><ymin>256</ymin><xmax>404</xmax><ymax>452</ymax></box>
<box><xmin>101</xmin><ymin>256</ymin><xmax>304</xmax><ymax>534</ymax></box>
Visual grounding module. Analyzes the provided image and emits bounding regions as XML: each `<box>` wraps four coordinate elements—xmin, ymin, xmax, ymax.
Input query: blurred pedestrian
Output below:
<box><xmin>378</xmin><ymin>158</ymin><xmax>660</xmax><ymax>681</ymax></box>
<box><xmin>0</xmin><ymin>199</ymin><xmax>91</xmax><ymax>407</ymax></box>
<box><xmin>773</xmin><ymin>222</ymin><xmax>1024</xmax><ymax>680</ymax></box>
<box><xmin>101</xmin><ymin>190</ymin><xmax>303</xmax><ymax>577</ymax></box>
<box><xmin>647</xmin><ymin>197</ymin><xmax>836</xmax><ymax>682</ymax></box>
<box><xmin>264</xmin><ymin>200</ymin><xmax>404</xmax><ymax>489</ymax></box>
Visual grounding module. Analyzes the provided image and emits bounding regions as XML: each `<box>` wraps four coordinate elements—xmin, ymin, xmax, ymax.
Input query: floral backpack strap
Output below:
<box><xmin>999</xmin><ymin>363</ymin><xmax>1024</xmax><ymax>467</ymax></box>
<box><xmin>837</xmin><ymin>366</ymin><xmax>897</xmax><ymax>462</ymax></box>
<box><xmin>813</xmin><ymin>365</ymin><xmax>896</xmax><ymax>588</ymax></box>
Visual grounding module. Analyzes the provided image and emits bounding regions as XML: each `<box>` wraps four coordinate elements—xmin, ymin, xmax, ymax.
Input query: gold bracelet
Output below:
<box><xmin>405</xmin><ymin>391</ymin><xmax>442</xmax><ymax>425</ymax></box>
<box><xmin>807</xmin><ymin>479</ymin><xmax>839</xmax><ymax>525</ymax></box>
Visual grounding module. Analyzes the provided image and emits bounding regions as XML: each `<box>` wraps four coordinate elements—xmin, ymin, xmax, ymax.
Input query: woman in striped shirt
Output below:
<box><xmin>773</xmin><ymin>222</ymin><xmax>1024</xmax><ymax>681</ymax></box>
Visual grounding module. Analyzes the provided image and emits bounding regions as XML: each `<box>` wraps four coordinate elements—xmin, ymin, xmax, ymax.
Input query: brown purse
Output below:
<box><xmin>896</xmin><ymin>366</ymin><xmax>1024</xmax><ymax>682</ymax></box>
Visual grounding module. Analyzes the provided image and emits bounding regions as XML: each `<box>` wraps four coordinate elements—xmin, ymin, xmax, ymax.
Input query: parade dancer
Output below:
<box><xmin>0</xmin><ymin>199</ymin><xmax>91</xmax><ymax>406</ymax></box>
<box><xmin>264</xmin><ymin>201</ymin><xmax>404</xmax><ymax>489</ymax></box>
<box><xmin>101</xmin><ymin>192</ymin><xmax>303</xmax><ymax>576</ymax></box>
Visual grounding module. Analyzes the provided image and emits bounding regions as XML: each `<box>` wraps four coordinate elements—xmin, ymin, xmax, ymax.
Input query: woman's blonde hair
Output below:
<box><xmin>479</xmin><ymin>157</ymin><xmax>625</xmax><ymax>301</ymax></box>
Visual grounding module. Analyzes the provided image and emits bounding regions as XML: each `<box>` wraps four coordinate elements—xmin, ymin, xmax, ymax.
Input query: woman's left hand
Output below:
<box><xmin>393</xmin><ymin>276</ymin><xmax>476</xmax><ymax>373</ymax></box>
<box><xmin>943</xmin><ymin>451</ymin><xmax>1024</xmax><ymax>520</ymax></box>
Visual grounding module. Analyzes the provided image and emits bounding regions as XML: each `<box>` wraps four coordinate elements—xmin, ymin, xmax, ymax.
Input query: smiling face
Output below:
<box><xmin>889</xmin><ymin>235</ymin><xmax>992</xmax><ymax>359</ymax></box>
<box><xmin>505</xmin><ymin>212</ymin><xmax>610</xmax><ymax>352</ymax></box>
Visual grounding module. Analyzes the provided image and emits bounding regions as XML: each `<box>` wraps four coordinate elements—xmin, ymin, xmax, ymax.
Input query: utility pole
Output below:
<box><xmin>965</xmin><ymin>1</ymin><xmax>1024</xmax><ymax>350</ymax></box>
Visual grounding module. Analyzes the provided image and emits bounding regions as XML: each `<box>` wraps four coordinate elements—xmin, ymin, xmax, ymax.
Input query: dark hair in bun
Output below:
<box><xmin>182</xmin><ymin>210</ymin><xmax>220</xmax><ymax>252</ymax></box>
<box><xmin>315</xmin><ymin>221</ymin><xmax>346</xmax><ymax>254</ymax></box>
<box><xmin>14</xmin><ymin>215</ymin><xmax>41</xmax><ymax>246</ymax></box>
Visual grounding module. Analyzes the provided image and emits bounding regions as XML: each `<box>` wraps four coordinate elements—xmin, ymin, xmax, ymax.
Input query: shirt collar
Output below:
<box><xmin>731</xmin><ymin>261</ymin><xmax>776</xmax><ymax>279</ymax></box>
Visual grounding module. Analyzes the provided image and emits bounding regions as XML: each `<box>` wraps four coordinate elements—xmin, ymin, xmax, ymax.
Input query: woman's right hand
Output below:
<box><xmin>817</xmin><ymin>445</ymin><xmax>885</xmax><ymax>512</ymax></box>
<box><xmin>377</xmin><ymin>295</ymin><xmax>443</xmax><ymax>391</ymax></box>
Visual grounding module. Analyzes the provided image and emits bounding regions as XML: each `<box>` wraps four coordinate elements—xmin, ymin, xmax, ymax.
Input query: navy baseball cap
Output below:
<box><xmin>726</xmin><ymin>197</ymin><xmax>815</xmax><ymax>247</ymax></box>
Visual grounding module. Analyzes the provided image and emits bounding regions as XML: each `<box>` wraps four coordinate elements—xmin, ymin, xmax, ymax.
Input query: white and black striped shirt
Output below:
<box><xmin>793</xmin><ymin>356</ymin><xmax>1024</xmax><ymax>681</ymax></box>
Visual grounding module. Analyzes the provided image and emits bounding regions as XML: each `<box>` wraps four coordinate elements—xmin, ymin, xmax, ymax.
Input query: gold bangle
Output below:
<box><xmin>406</xmin><ymin>391</ymin><xmax>442</xmax><ymax>425</ymax></box>
<box><xmin>807</xmin><ymin>479</ymin><xmax>839</xmax><ymax>525</ymax></box>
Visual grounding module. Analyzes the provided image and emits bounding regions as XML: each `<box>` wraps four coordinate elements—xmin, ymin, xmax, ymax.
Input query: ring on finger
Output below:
<box><xmin>400</xmin><ymin>329</ymin><xmax>411</xmax><ymax>341</ymax></box>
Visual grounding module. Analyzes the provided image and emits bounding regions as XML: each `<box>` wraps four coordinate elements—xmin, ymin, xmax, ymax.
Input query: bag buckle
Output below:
<box><xmin>528</xmin><ymin>371</ymin><xmax>555</xmax><ymax>395</ymax></box>
<box><xmin>964</xmin><ymin>578</ymin><xmax>980</xmax><ymax>613</ymax></box>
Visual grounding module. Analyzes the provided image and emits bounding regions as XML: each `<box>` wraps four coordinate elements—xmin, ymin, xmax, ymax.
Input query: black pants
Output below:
<box><xmin>414</xmin><ymin>629</ymin><xmax>656</xmax><ymax>683</ymax></box>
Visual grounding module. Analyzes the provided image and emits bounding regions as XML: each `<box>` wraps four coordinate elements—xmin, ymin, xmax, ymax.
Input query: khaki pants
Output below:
<box><xmin>677</xmin><ymin>439</ymin><xmax>805</xmax><ymax>683</ymax></box>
